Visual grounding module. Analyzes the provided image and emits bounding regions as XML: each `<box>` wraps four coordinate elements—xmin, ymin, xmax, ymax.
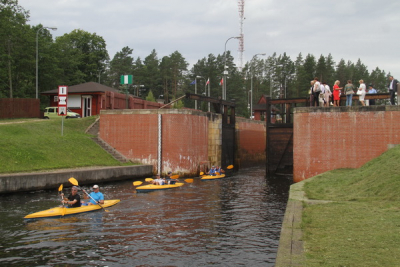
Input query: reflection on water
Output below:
<box><xmin>0</xmin><ymin>167</ymin><xmax>292</xmax><ymax>266</ymax></box>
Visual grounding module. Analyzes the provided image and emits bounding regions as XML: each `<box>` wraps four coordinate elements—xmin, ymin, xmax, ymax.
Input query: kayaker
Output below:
<box><xmin>215</xmin><ymin>166</ymin><xmax>225</xmax><ymax>175</ymax></box>
<box><xmin>61</xmin><ymin>186</ymin><xmax>81</xmax><ymax>208</ymax></box>
<box><xmin>165</xmin><ymin>171</ymin><xmax>177</xmax><ymax>185</ymax></box>
<box><xmin>208</xmin><ymin>166</ymin><xmax>217</xmax><ymax>176</ymax></box>
<box><xmin>86</xmin><ymin>185</ymin><xmax>104</xmax><ymax>205</ymax></box>
<box><xmin>152</xmin><ymin>174</ymin><xmax>165</xmax><ymax>185</ymax></box>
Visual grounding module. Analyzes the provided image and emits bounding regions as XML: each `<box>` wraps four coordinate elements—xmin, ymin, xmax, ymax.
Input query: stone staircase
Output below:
<box><xmin>85</xmin><ymin>117</ymin><xmax>131</xmax><ymax>163</ymax></box>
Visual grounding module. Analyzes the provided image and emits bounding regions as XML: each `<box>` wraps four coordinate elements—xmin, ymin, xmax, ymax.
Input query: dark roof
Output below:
<box><xmin>41</xmin><ymin>82</ymin><xmax>121</xmax><ymax>94</ymax></box>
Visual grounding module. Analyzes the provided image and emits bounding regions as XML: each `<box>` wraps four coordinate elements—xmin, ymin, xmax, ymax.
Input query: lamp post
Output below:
<box><xmin>98</xmin><ymin>69</ymin><xmax>103</xmax><ymax>84</ymax></box>
<box><xmin>276</xmin><ymin>64</ymin><xmax>285</xmax><ymax>98</ymax></box>
<box><xmin>250</xmin><ymin>53</ymin><xmax>266</xmax><ymax>119</ymax></box>
<box><xmin>36</xmin><ymin>26</ymin><xmax>57</xmax><ymax>99</ymax></box>
<box><xmin>223</xmin><ymin>36</ymin><xmax>240</xmax><ymax>100</ymax></box>
<box><xmin>195</xmin><ymin>76</ymin><xmax>203</xmax><ymax>109</ymax></box>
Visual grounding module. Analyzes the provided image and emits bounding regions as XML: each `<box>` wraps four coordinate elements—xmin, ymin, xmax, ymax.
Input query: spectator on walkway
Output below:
<box><xmin>309</xmin><ymin>80</ymin><xmax>315</xmax><ymax>106</ymax></box>
<box><xmin>357</xmin><ymin>79</ymin><xmax>367</xmax><ymax>106</ymax></box>
<box><xmin>312</xmin><ymin>77</ymin><xmax>321</xmax><ymax>106</ymax></box>
<box><xmin>332</xmin><ymin>80</ymin><xmax>342</xmax><ymax>106</ymax></box>
<box><xmin>344</xmin><ymin>80</ymin><xmax>355</xmax><ymax>106</ymax></box>
<box><xmin>322</xmin><ymin>81</ymin><xmax>332</xmax><ymax>107</ymax></box>
<box><xmin>388</xmin><ymin>76</ymin><xmax>398</xmax><ymax>105</ymax></box>
<box><xmin>319</xmin><ymin>81</ymin><xmax>326</xmax><ymax>106</ymax></box>
<box><xmin>368</xmin><ymin>84</ymin><xmax>377</xmax><ymax>105</ymax></box>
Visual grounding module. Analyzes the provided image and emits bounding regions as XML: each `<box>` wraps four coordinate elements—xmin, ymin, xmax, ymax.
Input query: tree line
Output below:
<box><xmin>1</xmin><ymin>0</ymin><xmax>392</xmax><ymax>118</ymax></box>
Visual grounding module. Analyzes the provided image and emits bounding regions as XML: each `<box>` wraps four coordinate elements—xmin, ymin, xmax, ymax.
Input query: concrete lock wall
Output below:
<box><xmin>100</xmin><ymin>109</ymin><xmax>266</xmax><ymax>176</ymax></box>
<box><xmin>0</xmin><ymin>165</ymin><xmax>153</xmax><ymax>194</ymax></box>
<box><xmin>293</xmin><ymin>106</ymin><xmax>400</xmax><ymax>182</ymax></box>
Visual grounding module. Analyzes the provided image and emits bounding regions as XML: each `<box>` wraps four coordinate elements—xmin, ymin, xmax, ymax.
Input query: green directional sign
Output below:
<box><xmin>120</xmin><ymin>75</ymin><xmax>133</xmax><ymax>85</ymax></box>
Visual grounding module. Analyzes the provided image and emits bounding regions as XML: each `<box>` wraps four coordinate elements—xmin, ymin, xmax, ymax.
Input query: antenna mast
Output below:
<box><xmin>238</xmin><ymin>0</ymin><xmax>245</xmax><ymax>71</ymax></box>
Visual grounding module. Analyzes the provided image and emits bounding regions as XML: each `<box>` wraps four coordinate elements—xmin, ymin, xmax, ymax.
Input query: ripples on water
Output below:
<box><xmin>0</xmin><ymin>167</ymin><xmax>292</xmax><ymax>266</ymax></box>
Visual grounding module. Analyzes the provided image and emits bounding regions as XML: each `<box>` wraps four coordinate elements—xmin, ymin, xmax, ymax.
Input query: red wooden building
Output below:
<box><xmin>41</xmin><ymin>82</ymin><xmax>166</xmax><ymax>117</ymax></box>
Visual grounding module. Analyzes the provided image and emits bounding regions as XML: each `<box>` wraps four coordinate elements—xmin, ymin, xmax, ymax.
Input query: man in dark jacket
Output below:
<box><xmin>62</xmin><ymin>186</ymin><xmax>81</xmax><ymax>208</ymax></box>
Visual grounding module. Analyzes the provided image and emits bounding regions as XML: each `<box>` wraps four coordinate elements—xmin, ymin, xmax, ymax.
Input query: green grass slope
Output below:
<box><xmin>302</xmin><ymin>146</ymin><xmax>400</xmax><ymax>266</ymax></box>
<box><xmin>0</xmin><ymin>117</ymin><xmax>133</xmax><ymax>174</ymax></box>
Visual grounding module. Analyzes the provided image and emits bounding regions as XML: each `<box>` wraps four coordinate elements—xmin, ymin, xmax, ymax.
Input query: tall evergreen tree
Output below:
<box><xmin>106</xmin><ymin>46</ymin><xmax>134</xmax><ymax>88</ymax></box>
<box><xmin>0</xmin><ymin>0</ymin><xmax>31</xmax><ymax>98</ymax></box>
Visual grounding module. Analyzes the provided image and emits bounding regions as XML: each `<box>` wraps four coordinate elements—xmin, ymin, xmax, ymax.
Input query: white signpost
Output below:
<box><xmin>58</xmin><ymin>85</ymin><xmax>68</xmax><ymax>136</ymax></box>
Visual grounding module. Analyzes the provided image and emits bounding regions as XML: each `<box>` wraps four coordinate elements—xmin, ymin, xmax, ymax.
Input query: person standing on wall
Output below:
<box><xmin>357</xmin><ymin>79</ymin><xmax>367</xmax><ymax>106</ymax></box>
<box><xmin>322</xmin><ymin>81</ymin><xmax>332</xmax><ymax>107</ymax></box>
<box><xmin>388</xmin><ymin>76</ymin><xmax>399</xmax><ymax>105</ymax></box>
<box><xmin>368</xmin><ymin>84</ymin><xmax>377</xmax><ymax>105</ymax></box>
<box><xmin>312</xmin><ymin>77</ymin><xmax>321</xmax><ymax>107</ymax></box>
<box><xmin>309</xmin><ymin>80</ymin><xmax>315</xmax><ymax>107</ymax></box>
<box><xmin>332</xmin><ymin>80</ymin><xmax>343</xmax><ymax>107</ymax></box>
<box><xmin>344</xmin><ymin>80</ymin><xmax>355</xmax><ymax>106</ymax></box>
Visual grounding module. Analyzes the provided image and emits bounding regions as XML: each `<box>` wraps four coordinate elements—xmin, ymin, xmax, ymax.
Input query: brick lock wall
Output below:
<box><xmin>100</xmin><ymin>112</ymin><xmax>159</xmax><ymax>166</ymax></box>
<box><xmin>293</xmin><ymin>106</ymin><xmax>400</xmax><ymax>182</ymax></box>
<box><xmin>99</xmin><ymin>109</ymin><xmax>268</xmax><ymax>176</ymax></box>
<box><xmin>160</xmin><ymin>112</ymin><xmax>209</xmax><ymax>175</ymax></box>
<box><xmin>236</xmin><ymin>118</ymin><xmax>266</xmax><ymax>168</ymax></box>
<box><xmin>100</xmin><ymin>110</ymin><xmax>209</xmax><ymax>176</ymax></box>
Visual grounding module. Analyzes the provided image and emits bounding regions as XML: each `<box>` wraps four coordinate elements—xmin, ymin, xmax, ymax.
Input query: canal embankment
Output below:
<box><xmin>0</xmin><ymin>165</ymin><xmax>153</xmax><ymax>194</ymax></box>
<box><xmin>276</xmin><ymin>144</ymin><xmax>400</xmax><ymax>266</ymax></box>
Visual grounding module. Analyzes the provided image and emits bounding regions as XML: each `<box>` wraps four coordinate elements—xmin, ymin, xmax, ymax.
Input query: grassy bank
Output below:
<box><xmin>0</xmin><ymin>117</ymin><xmax>134</xmax><ymax>174</ymax></box>
<box><xmin>302</xmin><ymin>146</ymin><xmax>400</xmax><ymax>266</ymax></box>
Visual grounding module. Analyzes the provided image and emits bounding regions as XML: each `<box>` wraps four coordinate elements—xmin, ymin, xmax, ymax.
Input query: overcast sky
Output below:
<box><xmin>19</xmin><ymin>0</ymin><xmax>400</xmax><ymax>82</ymax></box>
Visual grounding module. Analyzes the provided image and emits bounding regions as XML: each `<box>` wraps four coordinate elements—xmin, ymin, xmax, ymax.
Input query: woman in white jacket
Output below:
<box><xmin>322</xmin><ymin>81</ymin><xmax>332</xmax><ymax>107</ymax></box>
<box><xmin>358</xmin><ymin>79</ymin><xmax>366</xmax><ymax>106</ymax></box>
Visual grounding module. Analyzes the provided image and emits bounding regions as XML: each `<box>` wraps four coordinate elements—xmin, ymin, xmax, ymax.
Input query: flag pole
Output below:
<box><xmin>208</xmin><ymin>78</ymin><xmax>210</xmax><ymax>112</ymax></box>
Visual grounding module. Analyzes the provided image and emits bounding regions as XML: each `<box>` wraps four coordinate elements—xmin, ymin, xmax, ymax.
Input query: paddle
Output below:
<box><xmin>133</xmin><ymin>181</ymin><xmax>143</xmax><ymax>186</ymax></box>
<box><xmin>184</xmin><ymin>179</ymin><xmax>193</xmax><ymax>183</ymax></box>
<box><xmin>227</xmin><ymin>165</ymin><xmax>234</xmax><ymax>169</ymax></box>
<box><xmin>58</xmin><ymin>184</ymin><xmax>64</xmax><ymax>200</ymax></box>
<box><xmin>200</xmin><ymin>172</ymin><xmax>204</xmax><ymax>176</ymax></box>
<box><xmin>68</xmin><ymin>177</ymin><xmax>108</xmax><ymax>212</ymax></box>
<box><xmin>58</xmin><ymin>184</ymin><xmax>66</xmax><ymax>216</ymax></box>
<box><xmin>145</xmin><ymin>178</ymin><xmax>154</xmax><ymax>182</ymax></box>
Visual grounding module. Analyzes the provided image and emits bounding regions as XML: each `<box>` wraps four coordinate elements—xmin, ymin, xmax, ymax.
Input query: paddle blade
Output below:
<box><xmin>200</xmin><ymin>172</ymin><xmax>204</xmax><ymax>176</ymax></box>
<box><xmin>145</xmin><ymin>178</ymin><xmax>153</xmax><ymax>182</ymax></box>
<box><xmin>69</xmin><ymin>177</ymin><xmax>79</xmax><ymax>186</ymax></box>
<box><xmin>227</xmin><ymin>165</ymin><xmax>234</xmax><ymax>169</ymax></box>
<box><xmin>171</xmin><ymin>175</ymin><xmax>179</xmax><ymax>179</ymax></box>
<box><xmin>133</xmin><ymin>181</ymin><xmax>143</xmax><ymax>186</ymax></box>
<box><xmin>184</xmin><ymin>179</ymin><xmax>193</xmax><ymax>183</ymax></box>
<box><xmin>58</xmin><ymin>184</ymin><xmax>63</xmax><ymax>192</ymax></box>
<box><xmin>216</xmin><ymin>172</ymin><xmax>220</xmax><ymax>175</ymax></box>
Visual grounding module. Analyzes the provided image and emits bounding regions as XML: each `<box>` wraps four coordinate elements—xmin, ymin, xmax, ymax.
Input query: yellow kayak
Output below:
<box><xmin>136</xmin><ymin>183</ymin><xmax>184</xmax><ymax>192</ymax></box>
<box><xmin>201</xmin><ymin>174</ymin><xmax>226</xmax><ymax>180</ymax></box>
<box><xmin>24</xmin><ymin>199</ymin><xmax>120</xmax><ymax>220</ymax></box>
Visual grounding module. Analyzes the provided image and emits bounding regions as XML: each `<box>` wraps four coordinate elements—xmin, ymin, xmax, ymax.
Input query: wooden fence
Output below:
<box><xmin>0</xmin><ymin>99</ymin><xmax>40</xmax><ymax>119</ymax></box>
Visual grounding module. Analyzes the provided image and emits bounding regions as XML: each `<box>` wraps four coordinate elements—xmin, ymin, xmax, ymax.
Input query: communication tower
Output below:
<box><xmin>238</xmin><ymin>0</ymin><xmax>245</xmax><ymax>71</ymax></box>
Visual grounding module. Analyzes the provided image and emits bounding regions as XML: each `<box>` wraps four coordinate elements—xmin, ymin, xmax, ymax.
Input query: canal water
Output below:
<box><xmin>0</xmin><ymin>167</ymin><xmax>292</xmax><ymax>266</ymax></box>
